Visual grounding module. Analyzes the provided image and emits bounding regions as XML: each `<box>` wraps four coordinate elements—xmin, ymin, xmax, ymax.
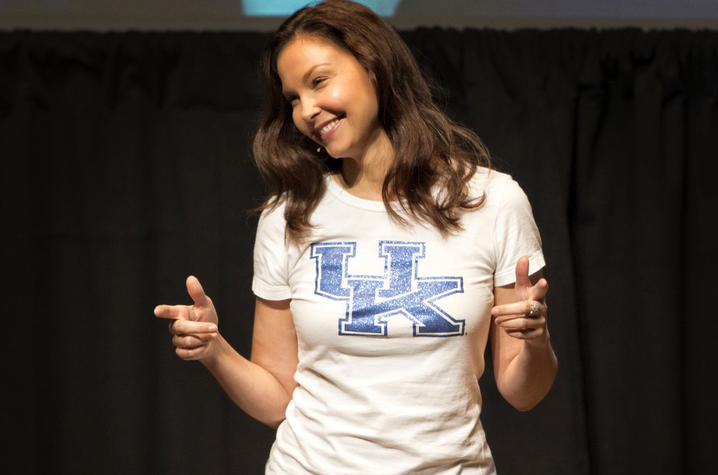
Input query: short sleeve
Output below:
<box><xmin>493</xmin><ymin>177</ymin><xmax>545</xmax><ymax>287</ymax></box>
<box><xmin>252</xmin><ymin>206</ymin><xmax>292</xmax><ymax>300</ymax></box>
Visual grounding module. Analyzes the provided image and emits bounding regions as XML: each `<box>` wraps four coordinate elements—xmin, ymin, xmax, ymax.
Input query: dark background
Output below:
<box><xmin>2</xmin><ymin>28</ymin><xmax>717</xmax><ymax>474</ymax></box>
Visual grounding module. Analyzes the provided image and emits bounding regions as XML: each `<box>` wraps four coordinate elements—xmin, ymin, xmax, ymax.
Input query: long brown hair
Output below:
<box><xmin>252</xmin><ymin>0</ymin><xmax>490</xmax><ymax>243</ymax></box>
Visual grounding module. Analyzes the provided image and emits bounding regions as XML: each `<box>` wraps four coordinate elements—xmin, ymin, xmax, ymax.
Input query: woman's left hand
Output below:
<box><xmin>491</xmin><ymin>256</ymin><xmax>549</xmax><ymax>343</ymax></box>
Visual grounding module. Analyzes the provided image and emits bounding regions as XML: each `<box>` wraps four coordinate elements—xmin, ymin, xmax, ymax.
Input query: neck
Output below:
<box><xmin>338</xmin><ymin>130</ymin><xmax>394</xmax><ymax>201</ymax></box>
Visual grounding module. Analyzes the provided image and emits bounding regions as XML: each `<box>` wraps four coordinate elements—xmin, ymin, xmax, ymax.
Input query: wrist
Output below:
<box><xmin>521</xmin><ymin>329</ymin><xmax>558</xmax><ymax>371</ymax></box>
<box><xmin>200</xmin><ymin>333</ymin><xmax>227</xmax><ymax>369</ymax></box>
<box><xmin>524</xmin><ymin>327</ymin><xmax>551</xmax><ymax>350</ymax></box>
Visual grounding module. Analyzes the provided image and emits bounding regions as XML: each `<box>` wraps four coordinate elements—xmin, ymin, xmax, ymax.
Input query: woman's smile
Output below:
<box><xmin>316</xmin><ymin>115</ymin><xmax>344</xmax><ymax>141</ymax></box>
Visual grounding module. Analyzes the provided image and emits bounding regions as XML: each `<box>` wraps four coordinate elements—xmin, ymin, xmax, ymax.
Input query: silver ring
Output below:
<box><xmin>527</xmin><ymin>300</ymin><xmax>540</xmax><ymax>317</ymax></box>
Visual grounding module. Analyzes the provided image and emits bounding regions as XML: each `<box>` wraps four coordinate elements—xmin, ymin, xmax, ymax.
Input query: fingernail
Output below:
<box><xmin>208</xmin><ymin>325</ymin><xmax>217</xmax><ymax>332</ymax></box>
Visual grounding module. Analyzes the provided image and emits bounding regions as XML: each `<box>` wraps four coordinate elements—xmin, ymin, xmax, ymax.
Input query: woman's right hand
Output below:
<box><xmin>154</xmin><ymin>276</ymin><xmax>220</xmax><ymax>361</ymax></box>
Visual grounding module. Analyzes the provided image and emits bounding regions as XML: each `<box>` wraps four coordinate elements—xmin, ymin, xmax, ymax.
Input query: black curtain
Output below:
<box><xmin>2</xmin><ymin>29</ymin><xmax>716</xmax><ymax>475</ymax></box>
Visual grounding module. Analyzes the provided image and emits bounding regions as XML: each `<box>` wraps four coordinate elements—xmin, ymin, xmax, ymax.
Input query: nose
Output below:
<box><xmin>299</xmin><ymin>97</ymin><xmax>320</xmax><ymax>123</ymax></box>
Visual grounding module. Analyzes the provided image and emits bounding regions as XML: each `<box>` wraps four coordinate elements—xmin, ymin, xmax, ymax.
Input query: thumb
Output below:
<box><xmin>186</xmin><ymin>275</ymin><xmax>211</xmax><ymax>307</ymax></box>
<box><xmin>514</xmin><ymin>256</ymin><xmax>531</xmax><ymax>292</ymax></box>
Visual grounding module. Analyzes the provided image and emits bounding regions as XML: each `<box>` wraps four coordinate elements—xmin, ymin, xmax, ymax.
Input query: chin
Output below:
<box><xmin>323</xmin><ymin>147</ymin><xmax>345</xmax><ymax>159</ymax></box>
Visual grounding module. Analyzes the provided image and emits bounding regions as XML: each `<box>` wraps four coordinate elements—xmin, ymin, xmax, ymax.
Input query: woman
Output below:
<box><xmin>154</xmin><ymin>1</ymin><xmax>557</xmax><ymax>473</ymax></box>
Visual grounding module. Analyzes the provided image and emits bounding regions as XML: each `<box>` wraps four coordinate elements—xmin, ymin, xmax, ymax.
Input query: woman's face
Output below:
<box><xmin>277</xmin><ymin>35</ymin><xmax>384</xmax><ymax>161</ymax></box>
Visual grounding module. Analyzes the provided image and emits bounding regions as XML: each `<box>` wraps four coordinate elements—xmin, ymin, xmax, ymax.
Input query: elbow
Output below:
<box><xmin>257</xmin><ymin>408</ymin><xmax>287</xmax><ymax>429</ymax></box>
<box><xmin>510</xmin><ymin>400</ymin><xmax>540</xmax><ymax>412</ymax></box>
<box><xmin>496</xmin><ymin>386</ymin><xmax>532</xmax><ymax>412</ymax></box>
<box><xmin>257</xmin><ymin>399</ymin><xmax>291</xmax><ymax>429</ymax></box>
<box><xmin>264</xmin><ymin>416</ymin><xmax>286</xmax><ymax>430</ymax></box>
<box><xmin>498</xmin><ymin>380</ymin><xmax>555</xmax><ymax>412</ymax></box>
<box><xmin>502</xmin><ymin>391</ymin><xmax>547</xmax><ymax>412</ymax></box>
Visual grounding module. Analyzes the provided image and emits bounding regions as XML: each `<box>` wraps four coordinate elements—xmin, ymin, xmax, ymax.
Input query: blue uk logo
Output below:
<box><xmin>310</xmin><ymin>241</ymin><xmax>465</xmax><ymax>337</ymax></box>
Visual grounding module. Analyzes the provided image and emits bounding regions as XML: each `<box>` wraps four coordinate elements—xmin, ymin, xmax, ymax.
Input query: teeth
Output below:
<box><xmin>319</xmin><ymin>118</ymin><xmax>340</xmax><ymax>135</ymax></box>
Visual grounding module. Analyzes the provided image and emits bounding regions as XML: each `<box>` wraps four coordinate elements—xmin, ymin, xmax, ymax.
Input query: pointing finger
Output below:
<box><xmin>186</xmin><ymin>275</ymin><xmax>211</xmax><ymax>308</ymax></box>
<box><xmin>154</xmin><ymin>304</ymin><xmax>189</xmax><ymax>320</ymax></box>
<box><xmin>515</xmin><ymin>256</ymin><xmax>531</xmax><ymax>291</ymax></box>
<box><xmin>530</xmin><ymin>278</ymin><xmax>549</xmax><ymax>302</ymax></box>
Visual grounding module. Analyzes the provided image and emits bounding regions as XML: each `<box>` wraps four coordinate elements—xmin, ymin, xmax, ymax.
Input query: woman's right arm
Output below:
<box><xmin>155</xmin><ymin>277</ymin><xmax>298</xmax><ymax>428</ymax></box>
<box><xmin>204</xmin><ymin>297</ymin><xmax>298</xmax><ymax>428</ymax></box>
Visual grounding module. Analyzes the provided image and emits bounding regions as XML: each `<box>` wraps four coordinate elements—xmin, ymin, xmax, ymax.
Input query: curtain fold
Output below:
<box><xmin>2</xmin><ymin>29</ymin><xmax>716</xmax><ymax>475</ymax></box>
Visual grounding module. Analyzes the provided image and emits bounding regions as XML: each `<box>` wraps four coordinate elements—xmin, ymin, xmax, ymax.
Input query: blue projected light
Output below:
<box><xmin>242</xmin><ymin>0</ymin><xmax>400</xmax><ymax>17</ymax></box>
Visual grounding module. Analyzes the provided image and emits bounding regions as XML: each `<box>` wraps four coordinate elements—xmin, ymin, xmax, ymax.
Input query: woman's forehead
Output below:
<box><xmin>279</xmin><ymin>35</ymin><xmax>345</xmax><ymax>63</ymax></box>
<box><xmin>277</xmin><ymin>35</ymin><xmax>353</xmax><ymax>81</ymax></box>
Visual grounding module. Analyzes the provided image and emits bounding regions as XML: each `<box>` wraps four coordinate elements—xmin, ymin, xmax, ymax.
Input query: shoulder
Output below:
<box><xmin>466</xmin><ymin>167</ymin><xmax>522</xmax><ymax>206</ymax></box>
<box><xmin>257</xmin><ymin>200</ymin><xmax>288</xmax><ymax>237</ymax></box>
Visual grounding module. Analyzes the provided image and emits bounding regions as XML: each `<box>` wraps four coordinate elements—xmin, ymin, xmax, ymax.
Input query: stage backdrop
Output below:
<box><xmin>2</xmin><ymin>29</ymin><xmax>716</xmax><ymax>475</ymax></box>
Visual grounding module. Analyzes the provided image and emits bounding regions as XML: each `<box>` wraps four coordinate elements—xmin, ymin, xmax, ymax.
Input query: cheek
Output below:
<box><xmin>351</xmin><ymin>80</ymin><xmax>379</xmax><ymax>121</ymax></box>
<box><xmin>328</xmin><ymin>87</ymin><xmax>343</xmax><ymax>104</ymax></box>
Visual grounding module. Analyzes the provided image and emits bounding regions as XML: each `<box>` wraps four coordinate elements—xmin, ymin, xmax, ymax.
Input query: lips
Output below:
<box><xmin>315</xmin><ymin>114</ymin><xmax>345</xmax><ymax>141</ymax></box>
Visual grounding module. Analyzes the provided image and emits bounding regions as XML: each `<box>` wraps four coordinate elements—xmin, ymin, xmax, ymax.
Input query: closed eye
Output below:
<box><xmin>311</xmin><ymin>76</ymin><xmax>327</xmax><ymax>87</ymax></box>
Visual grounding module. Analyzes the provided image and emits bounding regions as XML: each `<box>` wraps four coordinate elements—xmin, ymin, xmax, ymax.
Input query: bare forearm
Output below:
<box><xmin>497</xmin><ymin>334</ymin><xmax>558</xmax><ymax>411</ymax></box>
<box><xmin>201</xmin><ymin>335</ymin><xmax>292</xmax><ymax>427</ymax></box>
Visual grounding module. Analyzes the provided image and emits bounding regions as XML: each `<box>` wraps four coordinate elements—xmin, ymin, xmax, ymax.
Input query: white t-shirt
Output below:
<box><xmin>252</xmin><ymin>168</ymin><xmax>545</xmax><ymax>474</ymax></box>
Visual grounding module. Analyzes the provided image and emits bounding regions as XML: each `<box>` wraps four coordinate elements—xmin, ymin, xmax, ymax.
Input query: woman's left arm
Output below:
<box><xmin>490</xmin><ymin>256</ymin><xmax>558</xmax><ymax>411</ymax></box>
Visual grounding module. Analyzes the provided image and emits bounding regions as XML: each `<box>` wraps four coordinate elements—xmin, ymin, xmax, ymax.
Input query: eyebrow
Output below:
<box><xmin>282</xmin><ymin>63</ymin><xmax>330</xmax><ymax>97</ymax></box>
